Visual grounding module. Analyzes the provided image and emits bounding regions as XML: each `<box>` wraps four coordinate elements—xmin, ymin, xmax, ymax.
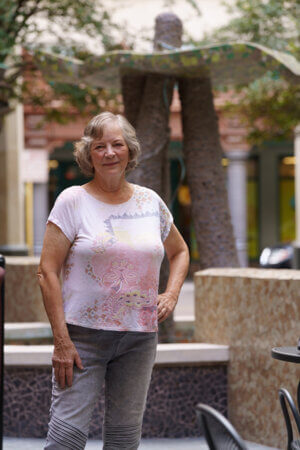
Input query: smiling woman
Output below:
<box><xmin>37</xmin><ymin>111</ymin><xmax>189</xmax><ymax>449</ymax></box>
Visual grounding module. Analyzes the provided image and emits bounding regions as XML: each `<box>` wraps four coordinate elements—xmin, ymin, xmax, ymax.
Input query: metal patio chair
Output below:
<box><xmin>279</xmin><ymin>388</ymin><xmax>300</xmax><ymax>450</ymax></box>
<box><xmin>0</xmin><ymin>254</ymin><xmax>5</xmax><ymax>450</ymax></box>
<box><xmin>196</xmin><ymin>403</ymin><xmax>248</xmax><ymax>450</ymax></box>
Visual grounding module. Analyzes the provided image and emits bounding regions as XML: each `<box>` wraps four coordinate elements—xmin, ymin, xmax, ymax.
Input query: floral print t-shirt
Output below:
<box><xmin>47</xmin><ymin>184</ymin><xmax>173</xmax><ymax>332</ymax></box>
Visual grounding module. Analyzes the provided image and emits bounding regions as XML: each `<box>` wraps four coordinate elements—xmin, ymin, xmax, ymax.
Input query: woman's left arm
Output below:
<box><xmin>157</xmin><ymin>223</ymin><xmax>190</xmax><ymax>323</ymax></box>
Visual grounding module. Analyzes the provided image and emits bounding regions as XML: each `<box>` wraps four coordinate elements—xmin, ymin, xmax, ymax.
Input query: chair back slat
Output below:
<box><xmin>279</xmin><ymin>388</ymin><xmax>300</xmax><ymax>450</ymax></box>
<box><xmin>196</xmin><ymin>403</ymin><xmax>248</xmax><ymax>450</ymax></box>
<box><xmin>206</xmin><ymin>414</ymin><xmax>246</xmax><ymax>450</ymax></box>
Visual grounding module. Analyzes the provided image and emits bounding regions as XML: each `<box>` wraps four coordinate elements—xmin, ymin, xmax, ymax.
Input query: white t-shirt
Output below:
<box><xmin>47</xmin><ymin>184</ymin><xmax>173</xmax><ymax>332</ymax></box>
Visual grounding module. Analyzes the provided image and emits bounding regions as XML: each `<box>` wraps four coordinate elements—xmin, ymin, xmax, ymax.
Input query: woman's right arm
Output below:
<box><xmin>37</xmin><ymin>222</ymin><xmax>83</xmax><ymax>388</ymax></box>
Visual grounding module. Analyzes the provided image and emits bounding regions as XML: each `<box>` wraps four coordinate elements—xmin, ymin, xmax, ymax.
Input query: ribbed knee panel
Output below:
<box><xmin>45</xmin><ymin>415</ymin><xmax>88</xmax><ymax>450</ymax></box>
<box><xmin>103</xmin><ymin>423</ymin><xmax>142</xmax><ymax>449</ymax></box>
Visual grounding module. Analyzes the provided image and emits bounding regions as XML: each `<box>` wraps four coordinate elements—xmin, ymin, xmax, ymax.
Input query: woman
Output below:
<box><xmin>38</xmin><ymin>111</ymin><xmax>189</xmax><ymax>449</ymax></box>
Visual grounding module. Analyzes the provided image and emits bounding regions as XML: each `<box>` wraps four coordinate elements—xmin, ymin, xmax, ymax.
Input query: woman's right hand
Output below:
<box><xmin>52</xmin><ymin>338</ymin><xmax>84</xmax><ymax>389</ymax></box>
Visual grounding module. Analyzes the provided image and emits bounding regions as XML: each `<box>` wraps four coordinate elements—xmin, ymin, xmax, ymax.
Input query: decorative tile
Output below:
<box><xmin>4</xmin><ymin>364</ymin><xmax>227</xmax><ymax>439</ymax></box>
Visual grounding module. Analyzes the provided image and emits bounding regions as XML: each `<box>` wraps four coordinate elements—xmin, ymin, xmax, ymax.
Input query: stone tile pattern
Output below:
<box><xmin>4</xmin><ymin>364</ymin><xmax>227</xmax><ymax>438</ymax></box>
<box><xmin>5</xmin><ymin>257</ymin><xmax>48</xmax><ymax>322</ymax></box>
<box><xmin>194</xmin><ymin>268</ymin><xmax>300</xmax><ymax>450</ymax></box>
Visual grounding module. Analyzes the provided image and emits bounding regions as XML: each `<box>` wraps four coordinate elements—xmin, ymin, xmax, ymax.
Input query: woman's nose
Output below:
<box><xmin>105</xmin><ymin>144</ymin><xmax>115</xmax><ymax>156</ymax></box>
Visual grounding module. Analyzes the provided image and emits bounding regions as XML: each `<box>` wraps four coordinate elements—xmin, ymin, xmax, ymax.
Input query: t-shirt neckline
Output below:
<box><xmin>79</xmin><ymin>183</ymin><xmax>136</xmax><ymax>206</ymax></box>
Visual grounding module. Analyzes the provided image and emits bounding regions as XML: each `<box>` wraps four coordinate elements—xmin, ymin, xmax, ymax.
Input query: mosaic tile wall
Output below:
<box><xmin>5</xmin><ymin>257</ymin><xmax>48</xmax><ymax>322</ymax></box>
<box><xmin>194</xmin><ymin>268</ymin><xmax>300</xmax><ymax>450</ymax></box>
<box><xmin>4</xmin><ymin>364</ymin><xmax>227</xmax><ymax>439</ymax></box>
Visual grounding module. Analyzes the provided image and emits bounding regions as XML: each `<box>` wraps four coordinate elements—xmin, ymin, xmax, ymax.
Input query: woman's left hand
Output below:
<box><xmin>157</xmin><ymin>292</ymin><xmax>178</xmax><ymax>323</ymax></box>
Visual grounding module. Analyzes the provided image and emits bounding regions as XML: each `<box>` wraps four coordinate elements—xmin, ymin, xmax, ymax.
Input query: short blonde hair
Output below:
<box><xmin>74</xmin><ymin>112</ymin><xmax>141</xmax><ymax>177</ymax></box>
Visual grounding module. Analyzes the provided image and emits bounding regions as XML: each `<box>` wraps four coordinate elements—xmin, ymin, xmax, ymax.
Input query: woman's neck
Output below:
<box><xmin>93</xmin><ymin>171</ymin><xmax>129</xmax><ymax>191</ymax></box>
<box><xmin>84</xmin><ymin>176</ymin><xmax>133</xmax><ymax>203</ymax></box>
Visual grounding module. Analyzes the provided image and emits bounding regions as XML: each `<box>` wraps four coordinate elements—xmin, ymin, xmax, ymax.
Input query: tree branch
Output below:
<box><xmin>6</xmin><ymin>0</ymin><xmax>28</xmax><ymax>34</ymax></box>
<box><xmin>11</xmin><ymin>0</ymin><xmax>43</xmax><ymax>41</ymax></box>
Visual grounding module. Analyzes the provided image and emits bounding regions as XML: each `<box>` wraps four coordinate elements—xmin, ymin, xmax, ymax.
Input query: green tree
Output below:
<box><xmin>195</xmin><ymin>0</ymin><xmax>300</xmax><ymax>144</ymax></box>
<box><xmin>0</xmin><ymin>0</ymin><xmax>122</xmax><ymax>130</ymax></box>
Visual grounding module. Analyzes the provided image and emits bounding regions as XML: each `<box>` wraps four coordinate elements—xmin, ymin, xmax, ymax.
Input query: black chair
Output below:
<box><xmin>279</xmin><ymin>388</ymin><xmax>300</xmax><ymax>450</ymax></box>
<box><xmin>196</xmin><ymin>403</ymin><xmax>248</xmax><ymax>450</ymax></box>
<box><xmin>0</xmin><ymin>254</ymin><xmax>5</xmax><ymax>450</ymax></box>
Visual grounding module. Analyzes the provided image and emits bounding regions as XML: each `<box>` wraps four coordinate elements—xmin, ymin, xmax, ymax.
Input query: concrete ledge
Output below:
<box><xmin>196</xmin><ymin>267</ymin><xmax>300</xmax><ymax>280</ymax></box>
<box><xmin>173</xmin><ymin>315</ymin><xmax>195</xmax><ymax>323</ymax></box>
<box><xmin>5</xmin><ymin>256</ymin><xmax>40</xmax><ymax>264</ymax></box>
<box><xmin>5</xmin><ymin>345</ymin><xmax>53</xmax><ymax>366</ymax></box>
<box><xmin>155</xmin><ymin>343</ymin><xmax>229</xmax><ymax>364</ymax></box>
<box><xmin>5</xmin><ymin>322</ymin><xmax>52</xmax><ymax>340</ymax></box>
<box><xmin>4</xmin><ymin>343</ymin><xmax>229</xmax><ymax>366</ymax></box>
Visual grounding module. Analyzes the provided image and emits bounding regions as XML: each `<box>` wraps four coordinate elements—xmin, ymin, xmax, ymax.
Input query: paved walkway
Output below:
<box><xmin>3</xmin><ymin>437</ymin><xmax>279</xmax><ymax>449</ymax></box>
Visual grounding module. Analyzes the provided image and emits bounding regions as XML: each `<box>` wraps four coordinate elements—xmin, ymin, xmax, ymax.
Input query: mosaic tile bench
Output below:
<box><xmin>4</xmin><ymin>343</ymin><xmax>228</xmax><ymax>438</ymax></box>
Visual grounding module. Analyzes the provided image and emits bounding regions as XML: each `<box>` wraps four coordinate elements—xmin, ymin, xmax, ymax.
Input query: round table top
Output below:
<box><xmin>271</xmin><ymin>346</ymin><xmax>300</xmax><ymax>363</ymax></box>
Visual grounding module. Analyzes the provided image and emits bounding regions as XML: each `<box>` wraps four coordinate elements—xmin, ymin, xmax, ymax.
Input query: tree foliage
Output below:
<box><xmin>0</xmin><ymin>0</ymin><xmax>122</xmax><ymax>127</ymax></box>
<box><xmin>194</xmin><ymin>0</ymin><xmax>300</xmax><ymax>144</ymax></box>
<box><xmin>0</xmin><ymin>0</ymin><xmax>112</xmax><ymax>60</ymax></box>
<box><xmin>222</xmin><ymin>77</ymin><xmax>300</xmax><ymax>144</ymax></box>
<box><xmin>206</xmin><ymin>0</ymin><xmax>299</xmax><ymax>55</ymax></box>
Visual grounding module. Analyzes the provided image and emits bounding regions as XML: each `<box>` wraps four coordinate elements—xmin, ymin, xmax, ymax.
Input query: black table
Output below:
<box><xmin>271</xmin><ymin>346</ymin><xmax>300</xmax><ymax>411</ymax></box>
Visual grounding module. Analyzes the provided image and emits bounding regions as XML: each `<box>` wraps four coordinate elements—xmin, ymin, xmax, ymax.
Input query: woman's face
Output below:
<box><xmin>90</xmin><ymin>121</ymin><xmax>129</xmax><ymax>178</ymax></box>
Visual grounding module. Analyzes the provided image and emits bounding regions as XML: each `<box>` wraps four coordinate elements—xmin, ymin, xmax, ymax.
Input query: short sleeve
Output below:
<box><xmin>47</xmin><ymin>188</ymin><xmax>78</xmax><ymax>243</ymax></box>
<box><xmin>158</xmin><ymin>196</ymin><xmax>174</xmax><ymax>242</ymax></box>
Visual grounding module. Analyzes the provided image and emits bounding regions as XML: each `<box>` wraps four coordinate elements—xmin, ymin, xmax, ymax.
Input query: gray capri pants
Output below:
<box><xmin>45</xmin><ymin>324</ymin><xmax>158</xmax><ymax>450</ymax></box>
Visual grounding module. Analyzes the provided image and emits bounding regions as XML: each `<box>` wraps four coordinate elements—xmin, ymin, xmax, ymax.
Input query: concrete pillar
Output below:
<box><xmin>259</xmin><ymin>148</ymin><xmax>278</xmax><ymax>250</ymax></box>
<box><xmin>226</xmin><ymin>151</ymin><xmax>248</xmax><ymax>267</ymax></box>
<box><xmin>293</xmin><ymin>124</ymin><xmax>300</xmax><ymax>268</ymax></box>
<box><xmin>22</xmin><ymin>148</ymin><xmax>49</xmax><ymax>255</ymax></box>
<box><xmin>0</xmin><ymin>104</ymin><xmax>27</xmax><ymax>255</ymax></box>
